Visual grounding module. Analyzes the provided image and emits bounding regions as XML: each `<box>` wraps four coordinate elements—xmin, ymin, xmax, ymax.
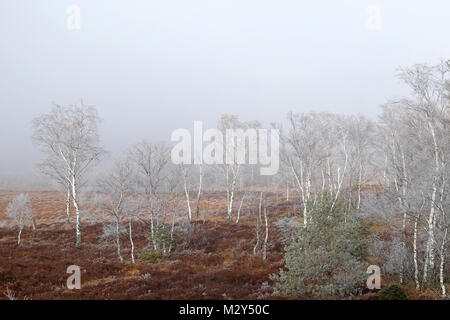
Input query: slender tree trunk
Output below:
<box><xmin>424</xmin><ymin>185</ymin><xmax>437</xmax><ymax>284</ymax></box>
<box><xmin>356</xmin><ymin>148</ymin><xmax>363</xmax><ymax>211</ymax></box>
<box><xmin>116</xmin><ymin>217</ymin><xmax>123</xmax><ymax>263</ymax></box>
<box><xmin>300</xmin><ymin>165</ymin><xmax>308</xmax><ymax>226</ymax></box>
<box><xmin>71</xmin><ymin>176</ymin><xmax>82</xmax><ymax>248</ymax></box>
<box><xmin>253</xmin><ymin>192</ymin><xmax>263</xmax><ymax>255</ymax></box>
<box><xmin>400</xmin><ymin>212</ymin><xmax>407</xmax><ymax>285</ymax></box>
<box><xmin>66</xmin><ymin>186</ymin><xmax>71</xmax><ymax>224</ymax></box>
<box><xmin>150</xmin><ymin>208</ymin><xmax>157</xmax><ymax>251</ymax></box>
<box><xmin>289</xmin><ymin>159</ymin><xmax>306</xmax><ymax>225</ymax></box>
<box><xmin>227</xmin><ymin>168</ymin><xmax>238</xmax><ymax>221</ymax></box>
<box><xmin>253</xmin><ymin>212</ymin><xmax>260</xmax><ymax>256</ymax></box>
<box><xmin>226</xmin><ymin>166</ymin><xmax>230</xmax><ymax>219</ymax></box>
<box><xmin>227</xmin><ymin>190</ymin><xmax>234</xmax><ymax>221</ymax></box>
<box><xmin>182</xmin><ymin>167</ymin><xmax>192</xmax><ymax>221</ymax></box>
<box><xmin>17</xmin><ymin>227</ymin><xmax>22</xmax><ymax>245</ymax></box>
<box><xmin>439</xmin><ymin>226</ymin><xmax>447</xmax><ymax>298</ymax></box>
<box><xmin>263</xmin><ymin>208</ymin><xmax>268</xmax><ymax>261</ymax></box>
<box><xmin>399</xmin><ymin>149</ymin><xmax>408</xmax><ymax>284</ymax></box>
<box><xmin>184</xmin><ymin>188</ymin><xmax>192</xmax><ymax>221</ymax></box>
<box><xmin>129</xmin><ymin>220</ymin><xmax>135</xmax><ymax>264</ymax></box>
<box><xmin>424</xmin><ymin>120</ymin><xmax>440</xmax><ymax>282</ymax></box>
<box><xmin>291</xmin><ymin>164</ymin><xmax>308</xmax><ymax>227</ymax></box>
<box><xmin>413</xmin><ymin>215</ymin><xmax>420</xmax><ymax>290</ymax></box>
<box><xmin>235</xmin><ymin>192</ymin><xmax>246</xmax><ymax>224</ymax></box>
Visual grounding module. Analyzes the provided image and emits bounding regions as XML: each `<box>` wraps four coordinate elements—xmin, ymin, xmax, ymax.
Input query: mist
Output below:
<box><xmin>1</xmin><ymin>0</ymin><xmax>450</xmax><ymax>176</ymax></box>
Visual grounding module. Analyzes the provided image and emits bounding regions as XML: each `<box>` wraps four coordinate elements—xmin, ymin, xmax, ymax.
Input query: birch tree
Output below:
<box><xmin>94</xmin><ymin>159</ymin><xmax>138</xmax><ymax>263</ymax></box>
<box><xmin>217</xmin><ymin>114</ymin><xmax>260</xmax><ymax>221</ymax></box>
<box><xmin>397</xmin><ymin>62</ymin><xmax>450</xmax><ymax>284</ymax></box>
<box><xmin>376</xmin><ymin>61</ymin><xmax>450</xmax><ymax>293</ymax></box>
<box><xmin>129</xmin><ymin>141</ymin><xmax>170</xmax><ymax>196</ymax></box>
<box><xmin>346</xmin><ymin>116</ymin><xmax>376</xmax><ymax>212</ymax></box>
<box><xmin>180</xmin><ymin>163</ymin><xmax>193</xmax><ymax>221</ymax></box>
<box><xmin>282</xmin><ymin>112</ymin><xmax>350</xmax><ymax>225</ymax></box>
<box><xmin>32</xmin><ymin>102</ymin><xmax>104</xmax><ymax>248</ymax></box>
<box><xmin>129</xmin><ymin>141</ymin><xmax>172</xmax><ymax>242</ymax></box>
<box><xmin>6</xmin><ymin>193</ymin><xmax>33</xmax><ymax>245</ymax></box>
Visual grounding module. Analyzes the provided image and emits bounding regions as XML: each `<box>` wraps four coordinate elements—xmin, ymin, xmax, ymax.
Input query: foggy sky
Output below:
<box><xmin>1</xmin><ymin>0</ymin><xmax>450</xmax><ymax>175</ymax></box>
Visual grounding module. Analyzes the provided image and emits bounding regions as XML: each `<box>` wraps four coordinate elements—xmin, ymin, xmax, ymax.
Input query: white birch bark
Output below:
<box><xmin>71</xmin><ymin>174</ymin><xmax>82</xmax><ymax>248</ymax></box>
<box><xmin>66</xmin><ymin>185</ymin><xmax>71</xmax><ymax>224</ymax></box>
<box><xmin>263</xmin><ymin>207</ymin><xmax>268</xmax><ymax>261</ymax></box>
<box><xmin>129</xmin><ymin>219</ymin><xmax>135</xmax><ymax>264</ymax></box>
<box><xmin>439</xmin><ymin>226</ymin><xmax>447</xmax><ymax>297</ymax></box>
<box><xmin>17</xmin><ymin>228</ymin><xmax>22</xmax><ymax>245</ymax></box>
<box><xmin>253</xmin><ymin>192</ymin><xmax>263</xmax><ymax>255</ymax></box>
<box><xmin>413</xmin><ymin>214</ymin><xmax>420</xmax><ymax>290</ymax></box>
<box><xmin>424</xmin><ymin>119</ymin><xmax>439</xmax><ymax>283</ymax></box>
<box><xmin>115</xmin><ymin>217</ymin><xmax>123</xmax><ymax>263</ymax></box>
<box><xmin>235</xmin><ymin>191</ymin><xmax>246</xmax><ymax>224</ymax></box>
<box><xmin>181</xmin><ymin>165</ymin><xmax>192</xmax><ymax>221</ymax></box>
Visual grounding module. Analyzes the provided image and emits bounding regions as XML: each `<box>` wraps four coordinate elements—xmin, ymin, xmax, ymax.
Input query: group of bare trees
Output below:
<box><xmin>372</xmin><ymin>61</ymin><xmax>450</xmax><ymax>296</ymax></box>
<box><xmin>280</xmin><ymin>112</ymin><xmax>376</xmax><ymax>225</ymax></box>
<box><xmin>278</xmin><ymin>60</ymin><xmax>450</xmax><ymax>297</ymax></box>
<box><xmin>2</xmin><ymin>59</ymin><xmax>448</xmax><ymax>296</ymax></box>
<box><xmin>92</xmin><ymin>159</ymin><xmax>141</xmax><ymax>263</ymax></box>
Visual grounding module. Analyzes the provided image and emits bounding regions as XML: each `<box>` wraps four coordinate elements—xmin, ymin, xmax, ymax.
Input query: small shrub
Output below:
<box><xmin>147</xmin><ymin>225</ymin><xmax>175</xmax><ymax>253</ymax></box>
<box><xmin>378</xmin><ymin>284</ymin><xmax>408</xmax><ymax>300</ymax></box>
<box><xmin>139</xmin><ymin>251</ymin><xmax>165</xmax><ymax>263</ymax></box>
<box><xmin>271</xmin><ymin>196</ymin><xmax>371</xmax><ymax>299</ymax></box>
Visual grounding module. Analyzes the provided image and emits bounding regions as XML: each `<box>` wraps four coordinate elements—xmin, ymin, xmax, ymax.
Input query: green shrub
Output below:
<box><xmin>146</xmin><ymin>225</ymin><xmax>174</xmax><ymax>253</ymax></box>
<box><xmin>138</xmin><ymin>251</ymin><xmax>165</xmax><ymax>263</ymax></box>
<box><xmin>271</xmin><ymin>195</ymin><xmax>371</xmax><ymax>299</ymax></box>
<box><xmin>378</xmin><ymin>284</ymin><xmax>408</xmax><ymax>300</ymax></box>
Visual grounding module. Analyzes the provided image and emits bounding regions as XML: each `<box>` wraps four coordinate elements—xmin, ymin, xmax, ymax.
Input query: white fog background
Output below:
<box><xmin>1</xmin><ymin>0</ymin><xmax>450</xmax><ymax>188</ymax></box>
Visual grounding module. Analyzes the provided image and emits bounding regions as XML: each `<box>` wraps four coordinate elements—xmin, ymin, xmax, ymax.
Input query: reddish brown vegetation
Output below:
<box><xmin>0</xmin><ymin>191</ymin><xmax>285</xmax><ymax>300</ymax></box>
<box><xmin>0</xmin><ymin>190</ymin><xmax>438</xmax><ymax>300</ymax></box>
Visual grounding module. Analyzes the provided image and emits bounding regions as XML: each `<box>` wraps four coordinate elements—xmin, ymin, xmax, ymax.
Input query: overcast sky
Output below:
<box><xmin>1</xmin><ymin>0</ymin><xmax>450</xmax><ymax>175</ymax></box>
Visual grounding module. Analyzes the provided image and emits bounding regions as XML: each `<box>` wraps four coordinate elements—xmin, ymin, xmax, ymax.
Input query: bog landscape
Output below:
<box><xmin>1</xmin><ymin>2</ymin><xmax>450</xmax><ymax>302</ymax></box>
<box><xmin>1</xmin><ymin>61</ymin><xmax>450</xmax><ymax>300</ymax></box>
